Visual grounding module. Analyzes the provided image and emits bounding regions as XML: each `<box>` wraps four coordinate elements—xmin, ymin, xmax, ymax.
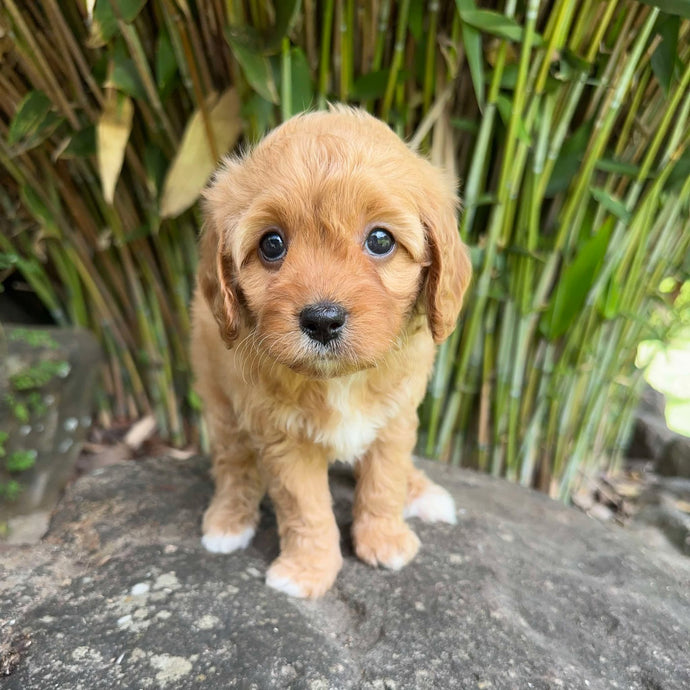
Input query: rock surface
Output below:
<box><xmin>0</xmin><ymin>326</ymin><xmax>101</xmax><ymax>540</ymax></box>
<box><xmin>1</xmin><ymin>456</ymin><xmax>690</xmax><ymax>689</ymax></box>
<box><xmin>628</xmin><ymin>386</ymin><xmax>690</xmax><ymax>477</ymax></box>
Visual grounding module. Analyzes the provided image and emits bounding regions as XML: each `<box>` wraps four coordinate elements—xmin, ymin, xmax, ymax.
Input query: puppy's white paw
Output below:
<box><xmin>265</xmin><ymin>569</ymin><xmax>306</xmax><ymax>598</ymax></box>
<box><xmin>404</xmin><ymin>485</ymin><xmax>457</xmax><ymax>525</ymax></box>
<box><xmin>201</xmin><ymin>526</ymin><xmax>255</xmax><ymax>554</ymax></box>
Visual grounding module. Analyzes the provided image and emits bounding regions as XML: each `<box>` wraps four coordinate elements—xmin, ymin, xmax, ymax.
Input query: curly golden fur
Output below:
<box><xmin>191</xmin><ymin>106</ymin><xmax>471</xmax><ymax>598</ymax></box>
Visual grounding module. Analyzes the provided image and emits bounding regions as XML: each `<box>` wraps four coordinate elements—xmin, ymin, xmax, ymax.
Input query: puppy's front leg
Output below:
<box><xmin>352</xmin><ymin>417</ymin><xmax>421</xmax><ymax>570</ymax></box>
<box><xmin>262</xmin><ymin>442</ymin><xmax>342</xmax><ymax>598</ymax></box>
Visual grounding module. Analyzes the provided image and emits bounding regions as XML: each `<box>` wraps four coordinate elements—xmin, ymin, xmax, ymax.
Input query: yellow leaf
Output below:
<box><xmin>160</xmin><ymin>88</ymin><xmax>242</xmax><ymax>219</ymax></box>
<box><xmin>97</xmin><ymin>92</ymin><xmax>133</xmax><ymax>205</ymax></box>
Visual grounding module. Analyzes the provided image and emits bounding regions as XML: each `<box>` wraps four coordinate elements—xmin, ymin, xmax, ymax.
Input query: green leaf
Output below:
<box><xmin>590</xmin><ymin>186</ymin><xmax>631</xmax><ymax>223</ymax></box>
<box><xmin>225</xmin><ymin>28</ymin><xmax>279</xmax><ymax>104</ymax></box>
<box><xmin>144</xmin><ymin>143</ymin><xmax>167</xmax><ymax>198</ymax></box>
<box><xmin>455</xmin><ymin>0</ymin><xmax>484</xmax><ymax>108</ymax></box>
<box><xmin>639</xmin><ymin>0</ymin><xmax>690</xmax><ymax>19</ymax></box>
<box><xmin>8</xmin><ymin>91</ymin><xmax>63</xmax><ymax>148</ymax></box>
<box><xmin>107</xmin><ymin>56</ymin><xmax>148</xmax><ymax>102</ymax></box>
<box><xmin>666</xmin><ymin>149</ymin><xmax>690</xmax><ymax>192</ymax></box>
<box><xmin>595</xmin><ymin>157</ymin><xmax>641</xmax><ymax>177</ymax></box>
<box><xmin>545</xmin><ymin>122</ymin><xmax>592</xmax><ymax>196</ymax></box>
<box><xmin>351</xmin><ymin>70</ymin><xmax>403</xmax><ymax>100</ymax></box>
<box><xmin>599</xmin><ymin>274</ymin><xmax>623</xmax><ymax>319</ymax></box>
<box><xmin>496</xmin><ymin>94</ymin><xmax>531</xmax><ymax>145</ymax></box>
<box><xmin>408</xmin><ymin>0</ymin><xmax>425</xmax><ymax>42</ymax></box>
<box><xmin>156</xmin><ymin>29</ymin><xmax>178</xmax><ymax>96</ymax></box>
<box><xmin>651</xmin><ymin>14</ymin><xmax>679</xmax><ymax>94</ymax></box>
<box><xmin>540</xmin><ymin>218</ymin><xmax>615</xmax><ymax>340</ymax></box>
<box><xmin>89</xmin><ymin>0</ymin><xmax>149</xmax><ymax>47</ymax></box>
<box><xmin>20</xmin><ymin>186</ymin><xmax>59</xmax><ymax>233</ymax></box>
<box><xmin>263</xmin><ymin>0</ymin><xmax>302</xmax><ymax>54</ymax></box>
<box><xmin>450</xmin><ymin>117</ymin><xmax>480</xmax><ymax>134</ymax></box>
<box><xmin>459</xmin><ymin>9</ymin><xmax>538</xmax><ymax>44</ymax></box>
<box><xmin>463</xmin><ymin>23</ymin><xmax>485</xmax><ymax>108</ymax></box>
<box><xmin>289</xmin><ymin>48</ymin><xmax>314</xmax><ymax>113</ymax></box>
<box><xmin>58</xmin><ymin>126</ymin><xmax>97</xmax><ymax>159</ymax></box>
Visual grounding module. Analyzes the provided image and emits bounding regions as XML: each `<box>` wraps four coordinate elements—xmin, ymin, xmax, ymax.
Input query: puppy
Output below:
<box><xmin>191</xmin><ymin>106</ymin><xmax>471</xmax><ymax>598</ymax></box>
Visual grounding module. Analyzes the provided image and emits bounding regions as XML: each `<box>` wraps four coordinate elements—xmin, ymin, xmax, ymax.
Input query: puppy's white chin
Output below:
<box><xmin>287</xmin><ymin>356</ymin><xmax>365</xmax><ymax>380</ymax></box>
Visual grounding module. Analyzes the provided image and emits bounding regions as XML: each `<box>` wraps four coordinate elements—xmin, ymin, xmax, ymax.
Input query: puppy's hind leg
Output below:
<box><xmin>202</xmin><ymin>406</ymin><xmax>265</xmax><ymax>554</ymax></box>
<box><xmin>403</xmin><ymin>466</ymin><xmax>457</xmax><ymax>525</ymax></box>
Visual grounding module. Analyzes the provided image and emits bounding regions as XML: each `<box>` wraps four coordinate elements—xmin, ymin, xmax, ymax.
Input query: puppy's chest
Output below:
<box><xmin>284</xmin><ymin>376</ymin><xmax>394</xmax><ymax>463</ymax></box>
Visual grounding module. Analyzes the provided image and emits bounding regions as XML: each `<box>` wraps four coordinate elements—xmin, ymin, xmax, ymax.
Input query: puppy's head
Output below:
<box><xmin>199</xmin><ymin>107</ymin><xmax>471</xmax><ymax>378</ymax></box>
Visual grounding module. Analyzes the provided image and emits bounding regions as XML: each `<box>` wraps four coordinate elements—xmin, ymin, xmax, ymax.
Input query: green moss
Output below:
<box><xmin>9</xmin><ymin>359</ymin><xmax>69</xmax><ymax>391</ymax></box>
<box><xmin>3</xmin><ymin>394</ymin><xmax>29</xmax><ymax>423</ymax></box>
<box><xmin>5</xmin><ymin>449</ymin><xmax>37</xmax><ymax>473</ymax></box>
<box><xmin>0</xmin><ymin>479</ymin><xmax>22</xmax><ymax>501</ymax></box>
<box><xmin>8</xmin><ymin>328</ymin><xmax>59</xmax><ymax>349</ymax></box>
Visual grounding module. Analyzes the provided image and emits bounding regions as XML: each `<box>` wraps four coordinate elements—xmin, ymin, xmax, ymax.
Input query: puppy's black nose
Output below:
<box><xmin>299</xmin><ymin>302</ymin><xmax>347</xmax><ymax>345</ymax></box>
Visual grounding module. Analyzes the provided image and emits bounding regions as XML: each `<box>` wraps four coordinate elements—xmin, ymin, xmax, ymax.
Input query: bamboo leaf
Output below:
<box><xmin>590</xmin><ymin>186</ymin><xmax>632</xmax><ymax>222</ymax></box>
<box><xmin>225</xmin><ymin>28</ymin><xmax>279</xmax><ymax>104</ymax></box>
<box><xmin>289</xmin><ymin>47</ymin><xmax>314</xmax><ymax>112</ymax></box>
<box><xmin>107</xmin><ymin>55</ymin><xmax>148</xmax><ymax>102</ymax></box>
<box><xmin>58</xmin><ymin>126</ymin><xmax>97</xmax><ymax>159</ymax></box>
<box><xmin>640</xmin><ymin>0</ymin><xmax>690</xmax><ymax>19</ymax></box>
<box><xmin>408</xmin><ymin>0</ymin><xmax>425</xmax><ymax>42</ymax></box>
<box><xmin>595</xmin><ymin>158</ymin><xmax>641</xmax><ymax>177</ymax></box>
<box><xmin>455</xmin><ymin>0</ymin><xmax>485</xmax><ymax>107</ymax></box>
<box><xmin>156</xmin><ymin>29</ymin><xmax>178</xmax><ymax>96</ymax></box>
<box><xmin>459</xmin><ymin>9</ymin><xmax>541</xmax><ymax>44</ymax></box>
<box><xmin>666</xmin><ymin>149</ymin><xmax>690</xmax><ymax>192</ymax></box>
<box><xmin>546</xmin><ymin>122</ymin><xmax>592</xmax><ymax>196</ymax></box>
<box><xmin>651</xmin><ymin>14</ymin><xmax>680</xmax><ymax>93</ymax></box>
<box><xmin>89</xmin><ymin>0</ymin><xmax>148</xmax><ymax>47</ymax></box>
<box><xmin>496</xmin><ymin>94</ymin><xmax>531</xmax><ymax>145</ymax></box>
<box><xmin>599</xmin><ymin>276</ymin><xmax>622</xmax><ymax>320</ymax></box>
<box><xmin>263</xmin><ymin>0</ymin><xmax>302</xmax><ymax>54</ymax></box>
<box><xmin>8</xmin><ymin>91</ymin><xmax>63</xmax><ymax>148</ymax></box>
<box><xmin>20</xmin><ymin>185</ymin><xmax>59</xmax><ymax>233</ymax></box>
<box><xmin>540</xmin><ymin>218</ymin><xmax>615</xmax><ymax>340</ymax></box>
<box><xmin>97</xmin><ymin>91</ymin><xmax>134</xmax><ymax>204</ymax></box>
<box><xmin>144</xmin><ymin>143</ymin><xmax>167</xmax><ymax>198</ymax></box>
<box><xmin>160</xmin><ymin>88</ymin><xmax>242</xmax><ymax>218</ymax></box>
<box><xmin>351</xmin><ymin>69</ymin><xmax>408</xmax><ymax>100</ymax></box>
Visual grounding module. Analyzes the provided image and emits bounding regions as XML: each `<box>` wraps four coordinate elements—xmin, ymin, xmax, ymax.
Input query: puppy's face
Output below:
<box><xmin>201</xmin><ymin>108</ymin><xmax>471</xmax><ymax>377</ymax></box>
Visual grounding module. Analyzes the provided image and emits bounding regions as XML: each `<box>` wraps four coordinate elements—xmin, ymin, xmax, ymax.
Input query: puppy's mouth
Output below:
<box><xmin>259</xmin><ymin>302</ymin><xmax>369</xmax><ymax>378</ymax></box>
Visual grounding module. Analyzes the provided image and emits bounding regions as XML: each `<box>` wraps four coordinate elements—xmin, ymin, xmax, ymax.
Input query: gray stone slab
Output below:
<box><xmin>0</xmin><ymin>326</ymin><xmax>101</xmax><ymax>538</ymax></box>
<box><xmin>1</xmin><ymin>456</ymin><xmax>689</xmax><ymax>689</ymax></box>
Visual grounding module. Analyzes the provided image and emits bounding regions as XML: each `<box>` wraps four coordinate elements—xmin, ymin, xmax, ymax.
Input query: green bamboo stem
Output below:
<box><xmin>380</xmin><ymin>0</ymin><xmax>410</xmax><ymax>121</ymax></box>
<box><xmin>317</xmin><ymin>0</ymin><xmax>335</xmax><ymax>107</ymax></box>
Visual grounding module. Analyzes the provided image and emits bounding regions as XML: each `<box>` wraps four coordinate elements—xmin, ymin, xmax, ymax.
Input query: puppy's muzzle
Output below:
<box><xmin>299</xmin><ymin>302</ymin><xmax>347</xmax><ymax>346</ymax></box>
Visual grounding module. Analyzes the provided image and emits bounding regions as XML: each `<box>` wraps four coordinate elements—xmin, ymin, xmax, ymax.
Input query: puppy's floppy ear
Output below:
<box><xmin>418</xmin><ymin>169</ymin><xmax>472</xmax><ymax>344</ymax></box>
<box><xmin>197</xmin><ymin>225</ymin><xmax>240</xmax><ymax>347</ymax></box>
<box><xmin>197</xmin><ymin>160</ymin><xmax>245</xmax><ymax>347</ymax></box>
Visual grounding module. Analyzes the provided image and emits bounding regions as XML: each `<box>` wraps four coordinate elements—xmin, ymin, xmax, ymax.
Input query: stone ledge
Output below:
<box><xmin>1</xmin><ymin>456</ymin><xmax>689</xmax><ymax>689</ymax></box>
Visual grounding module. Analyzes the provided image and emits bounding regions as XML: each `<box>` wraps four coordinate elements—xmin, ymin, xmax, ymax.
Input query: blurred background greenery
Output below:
<box><xmin>0</xmin><ymin>0</ymin><xmax>688</xmax><ymax>500</ymax></box>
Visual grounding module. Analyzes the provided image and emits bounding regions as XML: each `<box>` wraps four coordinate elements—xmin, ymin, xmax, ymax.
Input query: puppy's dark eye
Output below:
<box><xmin>259</xmin><ymin>231</ymin><xmax>286</xmax><ymax>263</ymax></box>
<box><xmin>365</xmin><ymin>228</ymin><xmax>395</xmax><ymax>257</ymax></box>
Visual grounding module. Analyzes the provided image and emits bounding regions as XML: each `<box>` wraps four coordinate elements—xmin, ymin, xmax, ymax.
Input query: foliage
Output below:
<box><xmin>0</xmin><ymin>1</ymin><xmax>688</xmax><ymax>498</ymax></box>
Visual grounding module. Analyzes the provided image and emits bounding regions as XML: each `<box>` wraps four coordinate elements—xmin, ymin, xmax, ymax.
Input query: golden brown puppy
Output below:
<box><xmin>191</xmin><ymin>106</ymin><xmax>471</xmax><ymax>598</ymax></box>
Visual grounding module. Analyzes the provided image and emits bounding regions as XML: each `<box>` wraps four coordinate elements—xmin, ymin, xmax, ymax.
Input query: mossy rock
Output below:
<box><xmin>0</xmin><ymin>325</ymin><xmax>101</xmax><ymax>535</ymax></box>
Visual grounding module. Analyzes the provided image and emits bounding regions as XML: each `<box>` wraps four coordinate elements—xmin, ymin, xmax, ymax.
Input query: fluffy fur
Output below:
<box><xmin>191</xmin><ymin>106</ymin><xmax>471</xmax><ymax>598</ymax></box>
